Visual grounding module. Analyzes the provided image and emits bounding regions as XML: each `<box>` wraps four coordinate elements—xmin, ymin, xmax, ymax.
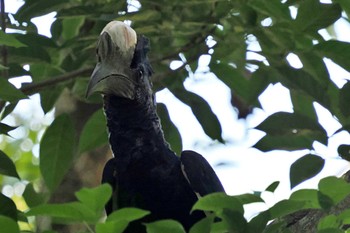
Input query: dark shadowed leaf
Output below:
<box><xmin>265</xmin><ymin>181</ymin><xmax>280</xmax><ymax>193</ymax></box>
<box><xmin>0</xmin><ymin>150</ymin><xmax>20</xmax><ymax>179</ymax></box>
<box><xmin>0</xmin><ymin>79</ymin><xmax>27</xmax><ymax>103</ymax></box>
<box><xmin>40</xmin><ymin>87</ymin><xmax>63</xmax><ymax>113</ymax></box>
<box><xmin>0</xmin><ymin>216</ymin><xmax>20</xmax><ymax>233</ymax></box>
<box><xmin>79</xmin><ymin>109</ymin><xmax>108</xmax><ymax>153</ymax></box>
<box><xmin>0</xmin><ymin>193</ymin><xmax>18</xmax><ymax>221</ymax></box>
<box><xmin>1</xmin><ymin>102</ymin><xmax>18</xmax><ymax>120</ymax></box>
<box><xmin>23</xmin><ymin>183</ymin><xmax>47</xmax><ymax>208</ymax></box>
<box><xmin>145</xmin><ymin>220</ymin><xmax>185</xmax><ymax>233</ymax></box>
<box><xmin>338</xmin><ymin>144</ymin><xmax>350</xmax><ymax>161</ymax></box>
<box><xmin>339</xmin><ymin>82</ymin><xmax>350</xmax><ymax>117</ymax></box>
<box><xmin>40</xmin><ymin>114</ymin><xmax>75</xmax><ymax>192</ymax></box>
<box><xmin>171</xmin><ymin>89</ymin><xmax>223</xmax><ymax>142</ymax></box>
<box><xmin>254</xmin><ymin>131</ymin><xmax>327</xmax><ymax>151</ymax></box>
<box><xmin>334</xmin><ymin>0</ymin><xmax>350</xmax><ymax>15</ymax></box>
<box><xmin>16</xmin><ymin>0</ymin><xmax>69</xmax><ymax>22</ymax></box>
<box><xmin>0</xmin><ymin>123</ymin><xmax>17</xmax><ymax>136</ymax></box>
<box><xmin>315</xmin><ymin>40</ymin><xmax>350</xmax><ymax>74</ymax></box>
<box><xmin>157</xmin><ymin>103</ymin><xmax>182</xmax><ymax>155</ymax></box>
<box><xmin>295</xmin><ymin>0</ymin><xmax>341</xmax><ymax>33</ymax></box>
<box><xmin>290</xmin><ymin>154</ymin><xmax>325</xmax><ymax>189</ymax></box>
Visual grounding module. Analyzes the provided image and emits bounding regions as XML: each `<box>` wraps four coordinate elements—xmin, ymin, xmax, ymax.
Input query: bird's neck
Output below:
<box><xmin>104</xmin><ymin>95</ymin><xmax>170</xmax><ymax>160</ymax></box>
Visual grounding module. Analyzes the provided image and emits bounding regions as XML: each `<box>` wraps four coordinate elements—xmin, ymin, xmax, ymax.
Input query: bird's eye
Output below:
<box><xmin>139</xmin><ymin>70</ymin><xmax>143</xmax><ymax>78</ymax></box>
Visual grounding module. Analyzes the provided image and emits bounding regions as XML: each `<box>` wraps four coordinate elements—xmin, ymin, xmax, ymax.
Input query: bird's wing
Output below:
<box><xmin>180</xmin><ymin>150</ymin><xmax>225</xmax><ymax>198</ymax></box>
<box><xmin>102</xmin><ymin>158</ymin><xmax>118</xmax><ymax>215</ymax></box>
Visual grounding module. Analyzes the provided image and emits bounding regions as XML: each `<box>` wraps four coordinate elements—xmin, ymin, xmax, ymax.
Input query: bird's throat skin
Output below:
<box><xmin>103</xmin><ymin>94</ymin><xmax>205</xmax><ymax>231</ymax></box>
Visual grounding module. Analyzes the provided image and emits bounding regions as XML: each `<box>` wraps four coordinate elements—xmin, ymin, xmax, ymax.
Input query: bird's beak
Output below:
<box><xmin>86</xmin><ymin>21</ymin><xmax>138</xmax><ymax>99</ymax></box>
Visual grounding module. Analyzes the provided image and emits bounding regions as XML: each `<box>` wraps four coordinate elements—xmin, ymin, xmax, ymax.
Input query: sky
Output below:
<box><xmin>4</xmin><ymin>0</ymin><xmax>350</xmax><ymax>218</ymax></box>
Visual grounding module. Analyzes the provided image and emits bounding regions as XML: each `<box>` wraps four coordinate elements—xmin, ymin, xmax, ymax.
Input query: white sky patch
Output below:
<box><xmin>31</xmin><ymin>12</ymin><xmax>57</xmax><ymax>37</ymax></box>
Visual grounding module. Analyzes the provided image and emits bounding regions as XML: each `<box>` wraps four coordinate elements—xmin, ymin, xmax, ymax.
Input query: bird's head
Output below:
<box><xmin>86</xmin><ymin>21</ymin><xmax>153</xmax><ymax>101</ymax></box>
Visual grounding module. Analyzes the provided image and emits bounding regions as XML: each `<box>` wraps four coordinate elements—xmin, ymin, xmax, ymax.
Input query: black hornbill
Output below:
<box><xmin>86</xmin><ymin>21</ymin><xmax>225</xmax><ymax>232</ymax></box>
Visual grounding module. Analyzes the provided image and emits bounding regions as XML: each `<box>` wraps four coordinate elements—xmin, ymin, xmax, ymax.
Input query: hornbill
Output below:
<box><xmin>86</xmin><ymin>21</ymin><xmax>225</xmax><ymax>232</ymax></box>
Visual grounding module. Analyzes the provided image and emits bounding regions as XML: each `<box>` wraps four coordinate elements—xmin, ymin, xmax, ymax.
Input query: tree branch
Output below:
<box><xmin>21</xmin><ymin>67</ymin><xmax>93</xmax><ymax>95</ymax></box>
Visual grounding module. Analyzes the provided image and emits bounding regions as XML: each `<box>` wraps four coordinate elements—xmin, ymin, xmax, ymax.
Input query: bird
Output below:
<box><xmin>86</xmin><ymin>21</ymin><xmax>225</xmax><ymax>232</ymax></box>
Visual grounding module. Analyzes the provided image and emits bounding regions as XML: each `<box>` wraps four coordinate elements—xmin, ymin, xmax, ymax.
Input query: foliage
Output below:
<box><xmin>0</xmin><ymin>0</ymin><xmax>350</xmax><ymax>232</ymax></box>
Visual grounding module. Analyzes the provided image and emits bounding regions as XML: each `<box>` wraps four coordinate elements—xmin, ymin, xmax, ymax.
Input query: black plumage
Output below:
<box><xmin>87</xmin><ymin>21</ymin><xmax>225</xmax><ymax>232</ymax></box>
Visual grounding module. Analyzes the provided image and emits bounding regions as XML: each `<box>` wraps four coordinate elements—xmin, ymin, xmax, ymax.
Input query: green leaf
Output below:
<box><xmin>295</xmin><ymin>0</ymin><xmax>342</xmax><ymax>32</ymax></box>
<box><xmin>40</xmin><ymin>114</ymin><xmax>76</xmax><ymax>192</ymax></box>
<box><xmin>318</xmin><ymin>177</ymin><xmax>350</xmax><ymax>207</ymax></box>
<box><xmin>220</xmin><ymin>208</ymin><xmax>248</xmax><ymax>233</ymax></box>
<box><xmin>256</xmin><ymin>112</ymin><xmax>325</xmax><ymax>135</ymax></box>
<box><xmin>192</xmin><ymin>192</ymin><xmax>244</xmax><ymax>214</ymax></box>
<box><xmin>317</xmin><ymin>215</ymin><xmax>341</xmax><ymax>231</ymax></box>
<box><xmin>107</xmin><ymin>208</ymin><xmax>150</xmax><ymax>222</ymax></box>
<box><xmin>0</xmin><ymin>31</ymin><xmax>26</xmax><ymax>48</ymax></box>
<box><xmin>289</xmin><ymin>189</ymin><xmax>321</xmax><ymax>209</ymax></box>
<box><xmin>95</xmin><ymin>220</ymin><xmax>129</xmax><ymax>233</ymax></box>
<box><xmin>268</xmin><ymin>199</ymin><xmax>305</xmax><ymax>219</ymax></box>
<box><xmin>16</xmin><ymin>0</ymin><xmax>70</xmax><ymax>22</ymax></box>
<box><xmin>40</xmin><ymin>87</ymin><xmax>63</xmax><ymax>113</ymax></box>
<box><xmin>314</xmin><ymin>40</ymin><xmax>350</xmax><ymax>74</ymax></box>
<box><xmin>62</xmin><ymin>16</ymin><xmax>85</xmax><ymax>40</ymax></box>
<box><xmin>254</xmin><ymin>131</ymin><xmax>327</xmax><ymax>151</ymax></box>
<box><xmin>234</xmin><ymin>193</ymin><xmax>264</xmax><ymax>205</ymax></box>
<box><xmin>145</xmin><ymin>220</ymin><xmax>186</xmax><ymax>233</ymax></box>
<box><xmin>334</xmin><ymin>0</ymin><xmax>350</xmax><ymax>16</ymax></box>
<box><xmin>75</xmin><ymin>184</ymin><xmax>112</xmax><ymax>213</ymax></box>
<box><xmin>23</xmin><ymin>183</ymin><xmax>47</xmax><ymax>208</ymax></box>
<box><xmin>189</xmin><ymin>216</ymin><xmax>214</xmax><ymax>233</ymax></box>
<box><xmin>79</xmin><ymin>109</ymin><xmax>108</xmax><ymax>153</ymax></box>
<box><xmin>338</xmin><ymin>144</ymin><xmax>350</xmax><ymax>161</ymax></box>
<box><xmin>0</xmin><ymin>193</ymin><xmax>18</xmax><ymax>221</ymax></box>
<box><xmin>339</xmin><ymin>82</ymin><xmax>350</xmax><ymax>117</ymax></box>
<box><xmin>248</xmin><ymin>0</ymin><xmax>291</xmax><ymax>21</ymax></box>
<box><xmin>290</xmin><ymin>154</ymin><xmax>325</xmax><ymax>189</ymax></box>
<box><xmin>171</xmin><ymin>88</ymin><xmax>223</xmax><ymax>142</ymax></box>
<box><xmin>0</xmin><ymin>150</ymin><xmax>20</xmax><ymax>179</ymax></box>
<box><xmin>26</xmin><ymin>202</ymin><xmax>97</xmax><ymax>223</ymax></box>
<box><xmin>265</xmin><ymin>181</ymin><xmax>280</xmax><ymax>193</ymax></box>
<box><xmin>0</xmin><ymin>79</ymin><xmax>27</xmax><ymax>103</ymax></box>
<box><xmin>0</xmin><ymin>216</ymin><xmax>20</xmax><ymax>233</ymax></box>
<box><xmin>157</xmin><ymin>103</ymin><xmax>182</xmax><ymax>155</ymax></box>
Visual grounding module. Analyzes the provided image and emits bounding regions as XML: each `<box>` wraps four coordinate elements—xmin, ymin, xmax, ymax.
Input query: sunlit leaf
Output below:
<box><xmin>25</xmin><ymin>202</ymin><xmax>97</xmax><ymax>223</ymax></box>
<box><xmin>40</xmin><ymin>114</ymin><xmax>76</xmax><ymax>192</ymax></box>
<box><xmin>318</xmin><ymin>177</ymin><xmax>350</xmax><ymax>208</ymax></box>
<box><xmin>189</xmin><ymin>216</ymin><xmax>214</xmax><ymax>233</ymax></box>
<box><xmin>290</xmin><ymin>154</ymin><xmax>325</xmax><ymax>189</ymax></box>
<box><xmin>192</xmin><ymin>192</ymin><xmax>243</xmax><ymax>214</ymax></box>
<box><xmin>107</xmin><ymin>208</ymin><xmax>150</xmax><ymax>222</ymax></box>
<box><xmin>0</xmin><ymin>150</ymin><xmax>20</xmax><ymax>179</ymax></box>
<box><xmin>75</xmin><ymin>184</ymin><xmax>112</xmax><ymax>213</ymax></box>
<box><xmin>95</xmin><ymin>220</ymin><xmax>129</xmax><ymax>233</ymax></box>
<box><xmin>145</xmin><ymin>219</ymin><xmax>185</xmax><ymax>233</ymax></box>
